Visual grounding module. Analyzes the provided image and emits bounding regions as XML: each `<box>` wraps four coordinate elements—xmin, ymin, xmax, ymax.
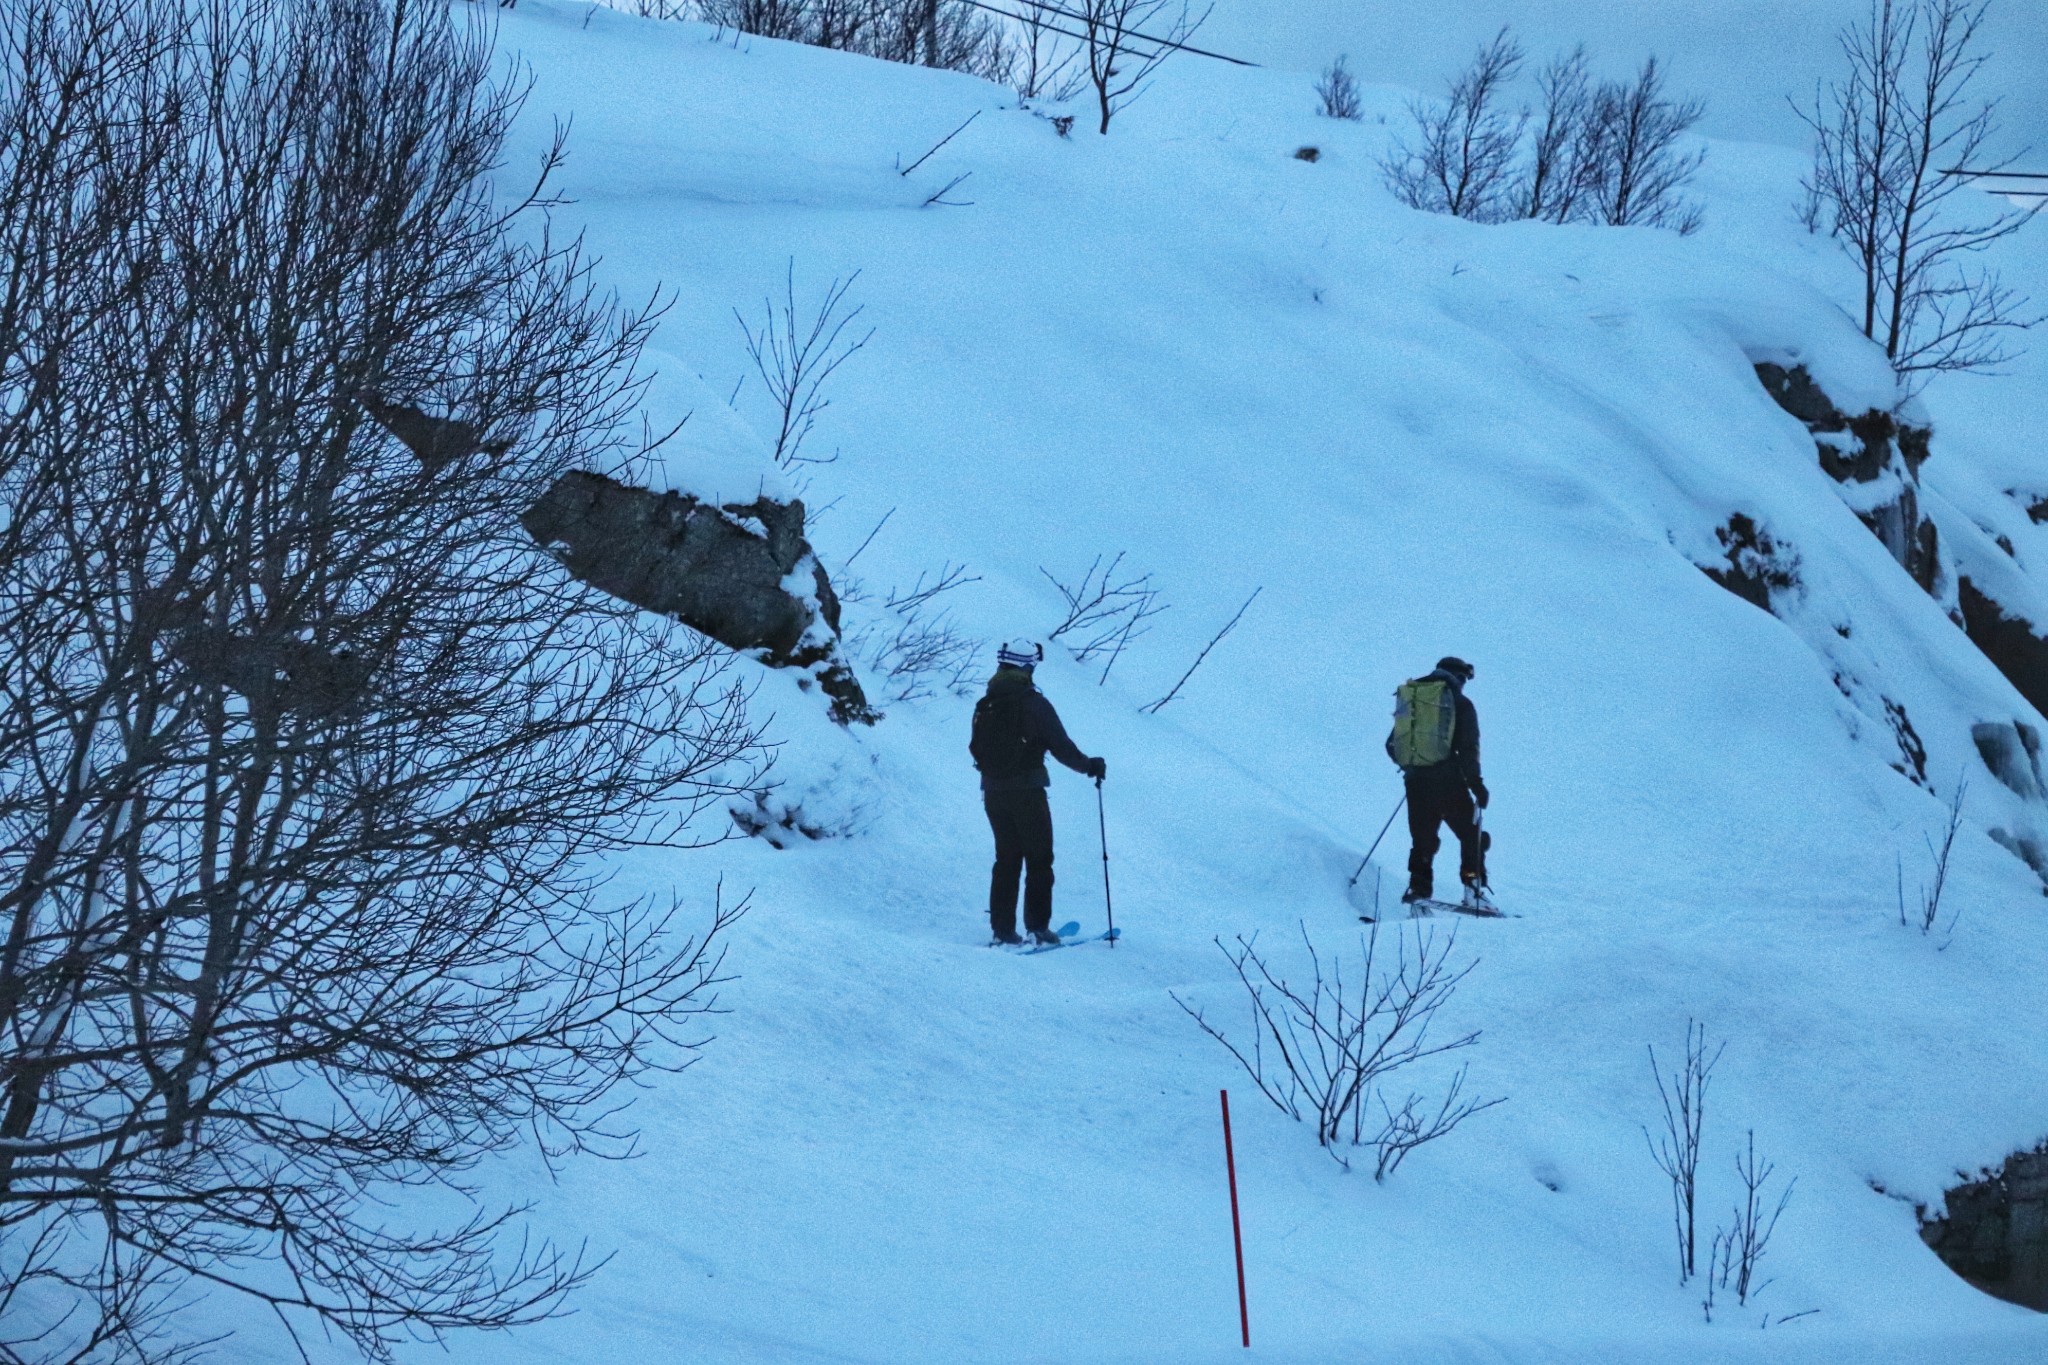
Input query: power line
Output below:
<box><xmin>958</xmin><ymin>0</ymin><xmax>1259</xmax><ymax>69</ymax></box>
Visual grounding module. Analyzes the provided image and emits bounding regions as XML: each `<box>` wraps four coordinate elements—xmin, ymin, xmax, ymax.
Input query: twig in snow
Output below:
<box><xmin>923</xmin><ymin>172</ymin><xmax>975</xmax><ymax>207</ymax></box>
<box><xmin>843</xmin><ymin>507</ymin><xmax>895</xmax><ymax>568</ymax></box>
<box><xmin>1041</xmin><ymin>552</ymin><xmax>1168</xmax><ymax>682</ymax></box>
<box><xmin>1144</xmin><ymin>586</ymin><xmax>1260</xmax><ymax>713</ymax></box>
<box><xmin>898</xmin><ymin>110</ymin><xmax>981</xmax><ymax>177</ymax></box>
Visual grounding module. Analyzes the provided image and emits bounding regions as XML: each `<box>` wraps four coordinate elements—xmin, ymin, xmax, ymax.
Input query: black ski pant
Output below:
<box><xmin>984</xmin><ymin>786</ymin><xmax>1056</xmax><ymax>937</ymax></box>
<box><xmin>1404</xmin><ymin>766</ymin><xmax>1484</xmax><ymax>899</ymax></box>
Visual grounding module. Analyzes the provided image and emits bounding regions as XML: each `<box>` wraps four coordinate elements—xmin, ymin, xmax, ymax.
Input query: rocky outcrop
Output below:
<box><xmin>1958</xmin><ymin>579</ymin><xmax>2048</xmax><ymax>721</ymax></box>
<box><xmin>1755</xmin><ymin>362</ymin><xmax>1940</xmax><ymax>593</ymax></box>
<box><xmin>1699</xmin><ymin>512</ymin><xmax>1800</xmax><ymax>612</ymax></box>
<box><xmin>1756</xmin><ymin>363</ymin><xmax>2048</xmax><ymax>780</ymax></box>
<box><xmin>1971</xmin><ymin>720</ymin><xmax>2048</xmax><ymax>885</ymax></box>
<box><xmin>1922</xmin><ymin>1145</ymin><xmax>2048</xmax><ymax>1311</ymax></box>
<box><xmin>522</xmin><ymin>471</ymin><xmax>875</xmax><ymax>724</ymax></box>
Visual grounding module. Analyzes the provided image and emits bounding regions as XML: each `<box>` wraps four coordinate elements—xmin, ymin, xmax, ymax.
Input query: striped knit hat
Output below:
<box><xmin>997</xmin><ymin>640</ymin><xmax>1044</xmax><ymax>671</ymax></box>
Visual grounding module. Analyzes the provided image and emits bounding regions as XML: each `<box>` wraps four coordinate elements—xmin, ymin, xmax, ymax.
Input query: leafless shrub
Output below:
<box><xmin>697</xmin><ymin>0</ymin><xmax>816</xmax><ymax>39</ymax></box>
<box><xmin>1315</xmin><ymin>53</ymin><xmax>1362</xmax><ymax>121</ymax></box>
<box><xmin>1575</xmin><ymin>56</ymin><xmax>1706</xmax><ymax>233</ymax></box>
<box><xmin>1646</xmin><ymin>1020</ymin><xmax>1726</xmax><ymax>1284</ymax></box>
<box><xmin>1041</xmin><ymin>552</ymin><xmax>1167</xmax><ymax>682</ymax></box>
<box><xmin>860</xmin><ymin>609</ymin><xmax>983</xmax><ymax>702</ymax></box>
<box><xmin>697</xmin><ymin>0</ymin><xmax>1010</xmax><ymax>77</ymax></box>
<box><xmin>1173</xmin><ymin>924</ymin><xmax>1502</xmax><ymax>1178</ymax></box>
<box><xmin>1897</xmin><ymin>777</ymin><xmax>1967</xmax><ymax>936</ymax></box>
<box><xmin>843</xmin><ymin>561</ymin><xmax>983</xmax><ymax>703</ymax></box>
<box><xmin>1076</xmin><ymin>0</ymin><xmax>1215</xmax><ymax>135</ymax></box>
<box><xmin>1390</xmin><ymin>32</ymin><xmax>1707</xmax><ymax>233</ymax></box>
<box><xmin>735</xmin><ymin>263</ymin><xmax>874</xmax><ymax>469</ymax></box>
<box><xmin>1798</xmin><ymin>0</ymin><xmax>2041</xmax><ymax>383</ymax></box>
<box><xmin>1382</xmin><ymin>28</ymin><xmax>1527</xmax><ymax>222</ymax></box>
<box><xmin>0</xmin><ymin>1</ymin><xmax>765</xmax><ymax>1359</ymax></box>
<box><xmin>1703</xmin><ymin>1131</ymin><xmax>1795</xmax><ymax>1319</ymax></box>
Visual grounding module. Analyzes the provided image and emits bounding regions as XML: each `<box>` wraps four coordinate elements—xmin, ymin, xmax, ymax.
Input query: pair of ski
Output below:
<box><xmin>994</xmin><ymin>920</ymin><xmax>1122</xmax><ymax>953</ymax></box>
<box><xmin>1360</xmin><ymin>893</ymin><xmax>1514</xmax><ymax>923</ymax></box>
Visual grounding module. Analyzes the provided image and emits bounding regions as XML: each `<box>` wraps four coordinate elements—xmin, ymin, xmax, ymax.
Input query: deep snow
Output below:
<box><xmin>258</xmin><ymin>6</ymin><xmax>2048</xmax><ymax>1361</ymax></box>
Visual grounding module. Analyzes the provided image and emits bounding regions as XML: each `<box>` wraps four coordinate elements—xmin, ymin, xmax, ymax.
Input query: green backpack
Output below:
<box><xmin>1387</xmin><ymin>677</ymin><xmax>1456</xmax><ymax>770</ymax></box>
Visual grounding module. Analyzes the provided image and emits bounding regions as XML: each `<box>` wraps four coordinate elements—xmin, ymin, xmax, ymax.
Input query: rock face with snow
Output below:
<box><xmin>1750</xmin><ymin>361</ymin><xmax>2048</xmax><ymax>885</ymax></box>
<box><xmin>1923</xmin><ymin>1145</ymin><xmax>2048</xmax><ymax>1312</ymax></box>
<box><xmin>1754</xmin><ymin>361</ymin><xmax>1940</xmax><ymax>595</ymax></box>
<box><xmin>521</xmin><ymin>471</ymin><xmax>875</xmax><ymax>723</ymax></box>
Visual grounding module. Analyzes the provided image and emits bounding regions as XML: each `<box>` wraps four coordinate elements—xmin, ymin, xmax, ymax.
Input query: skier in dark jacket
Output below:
<box><xmin>970</xmin><ymin>641</ymin><xmax>1106</xmax><ymax>946</ymax></box>
<box><xmin>1389</xmin><ymin>656</ymin><xmax>1489</xmax><ymax>905</ymax></box>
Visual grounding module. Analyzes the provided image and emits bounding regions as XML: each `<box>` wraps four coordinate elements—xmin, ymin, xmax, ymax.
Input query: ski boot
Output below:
<box><xmin>1029</xmin><ymin>927</ymin><xmax>1062</xmax><ymax>947</ymax></box>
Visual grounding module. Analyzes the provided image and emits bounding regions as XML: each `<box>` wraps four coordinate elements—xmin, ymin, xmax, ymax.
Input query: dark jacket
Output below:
<box><xmin>1389</xmin><ymin>668</ymin><xmax>1483</xmax><ymax>790</ymax></box>
<box><xmin>973</xmin><ymin>669</ymin><xmax>1093</xmax><ymax>794</ymax></box>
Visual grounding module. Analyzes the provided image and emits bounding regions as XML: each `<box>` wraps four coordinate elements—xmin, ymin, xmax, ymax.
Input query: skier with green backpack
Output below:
<box><xmin>1386</xmin><ymin>657</ymin><xmax>1491</xmax><ymax>908</ymax></box>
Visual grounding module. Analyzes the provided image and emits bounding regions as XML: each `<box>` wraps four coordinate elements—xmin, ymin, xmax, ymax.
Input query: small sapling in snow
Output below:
<box><xmin>1897</xmin><ymin>777</ymin><xmax>1968</xmax><ymax>939</ymax></box>
<box><xmin>735</xmin><ymin>262</ymin><xmax>874</xmax><ymax>469</ymax></box>
<box><xmin>1702</xmin><ymin>1130</ymin><xmax>1795</xmax><ymax>1321</ymax></box>
<box><xmin>1315</xmin><ymin>53</ymin><xmax>1362</xmax><ymax>121</ymax></box>
<box><xmin>1173</xmin><ymin>923</ymin><xmax>1503</xmax><ymax>1178</ymax></box>
<box><xmin>1645</xmin><ymin>1019</ymin><xmax>1725</xmax><ymax>1284</ymax></box>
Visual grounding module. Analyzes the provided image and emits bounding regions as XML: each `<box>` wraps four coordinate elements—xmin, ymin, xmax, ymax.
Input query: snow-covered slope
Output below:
<box><xmin>347</xmin><ymin>8</ymin><xmax>2048</xmax><ymax>1362</ymax></box>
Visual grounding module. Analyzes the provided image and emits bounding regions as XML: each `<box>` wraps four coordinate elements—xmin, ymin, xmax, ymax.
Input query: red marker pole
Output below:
<box><xmin>1220</xmin><ymin>1089</ymin><xmax>1250</xmax><ymax>1348</ymax></box>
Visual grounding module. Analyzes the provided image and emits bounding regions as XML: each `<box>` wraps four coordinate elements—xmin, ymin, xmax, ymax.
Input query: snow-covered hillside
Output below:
<box><xmin>342</xmin><ymin>6</ymin><xmax>2048</xmax><ymax>1361</ymax></box>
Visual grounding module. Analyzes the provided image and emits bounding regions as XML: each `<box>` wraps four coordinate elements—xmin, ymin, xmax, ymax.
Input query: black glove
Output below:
<box><xmin>1086</xmin><ymin>756</ymin><xmax>1107</xmax><ymax>782</ymax></box>
<box><xmin>1472</xmin><ymin>781</ymin><xmax>1490</xmax><ymax>809</ymax></box>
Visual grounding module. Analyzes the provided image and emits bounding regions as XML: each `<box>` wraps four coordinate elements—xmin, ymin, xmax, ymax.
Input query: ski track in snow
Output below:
<box><xmin>222</xmin><ymin>5</ymin><xmax>2048</xmax><ymax>1361</ymax></box>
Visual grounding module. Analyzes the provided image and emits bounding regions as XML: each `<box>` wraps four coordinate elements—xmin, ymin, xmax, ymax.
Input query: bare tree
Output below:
<box><xmin>1382</xmin><ymin>28</ymin><xmax>1527</xmax><ymax>222</ymax></box>
<box><xmin>1576</xmin><ymin>57</ymin><xmax>1706</xmax><ymax>232</ymax></box>
<box><xmin>1798</xmin><ymin>0</ymin><xmax>2041</xmax><ymax>382</ymax></box>
<box><xmin>1174</xmin><ymin>924</ymin><xmax>1502</xmax><ymax>1178</ymax></box>
<box><xmin>1645</xmin><ymin>1020</ymin><xmax>1725</xmax><ymax>1284</ymax></box>
<box><xmin>1315</xmin><ymin>53</ymin><xmax>1362</xmax><ymax>121</ymax></box>
<box><xmin>736</xmin><ymin>264</ymin><xmax>874</xmax><ymax>469</ymax></box>
<box><xmin>0</xmin><ymin>2</ymin><xmax>765</xmax><ymax>1359</ymax></box>
<box><xmin>1041</xmin><ymin>553</ymin><xmax>1167</xmax><ymax>682</ymax></box>
<box><xmin>1012</xmin><ymin>0</ymin><xmax>1089</xmax><ymax>102</ymax></box>
<box><xmin>1076</xmin><ymin>0</ymin><xmax>1214</xmax><ymax>135</ymax></box>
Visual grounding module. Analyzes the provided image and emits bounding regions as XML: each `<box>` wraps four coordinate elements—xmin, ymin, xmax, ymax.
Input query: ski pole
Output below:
<box><xmin>1220</xmin><ymin>1089</ymin><xmax>1250</xmax><ymax>1349</ymax></box>
<box><xmin>1096</xmin><ymin>776</ymin><xmax>1115</xmax><ymax>947</ymax></box>
<box><xmin>1348</xmin><ymin>794</ymin><xmax>1407</xmax><ymax>886</ymax></box>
